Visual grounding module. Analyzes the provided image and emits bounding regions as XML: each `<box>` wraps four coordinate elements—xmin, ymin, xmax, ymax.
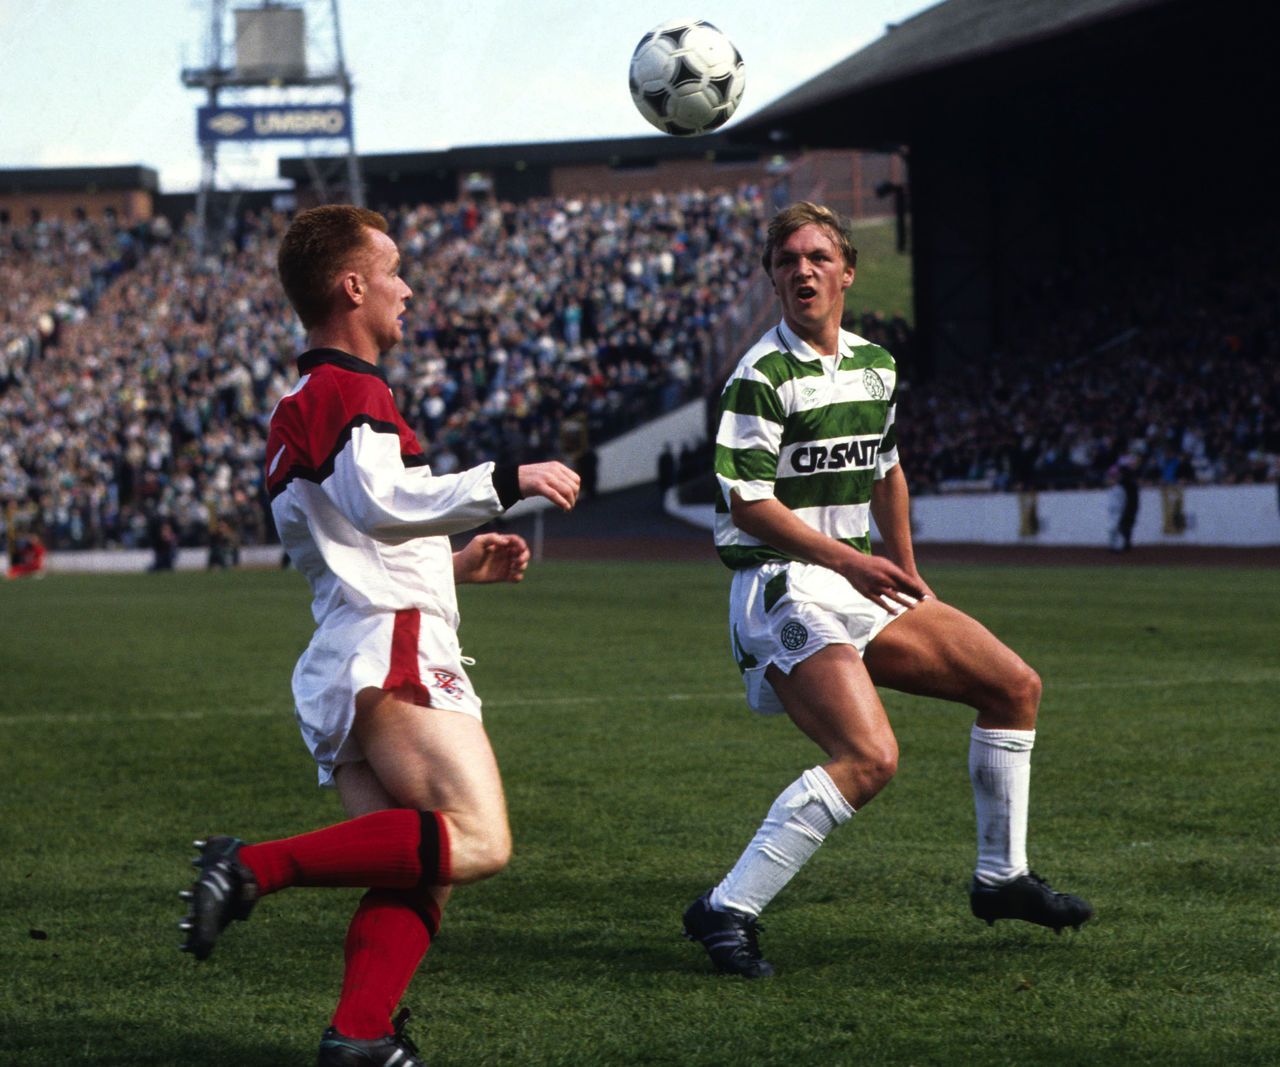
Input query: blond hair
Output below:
<box><xmin>761</xmin><ymin>201</ymin><xmax>857</xmax><ymax>277</ymax></box>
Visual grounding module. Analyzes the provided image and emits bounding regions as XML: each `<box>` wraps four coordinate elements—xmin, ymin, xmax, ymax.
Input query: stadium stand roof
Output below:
<box><xmin>0</xmin><ymin>165</ymin><xmax>159</xmax><ymax>195</ymax></box>
<box><xmin>734</xmin><ymin>0</ymin><xmax>1186</xmax><ymax>143</ymax></box>
<box><xmin>279</xmin><ymin>133</ymin><xmax>764</xmax><ymax>184</ymax></box>
<box><xmin>722</xmin><ymin>0</ymin><xmax>1278</xmax><ymax>379</ymax></box>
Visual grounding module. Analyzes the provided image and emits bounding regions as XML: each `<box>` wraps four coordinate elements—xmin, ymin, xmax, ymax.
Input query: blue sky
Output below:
<box><xmin>0</xmin><ymin>0</ymin><xmax>935</xmax><ymax>192</ymax></box>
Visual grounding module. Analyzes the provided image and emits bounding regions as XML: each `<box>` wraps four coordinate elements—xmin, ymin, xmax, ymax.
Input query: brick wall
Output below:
<box><xmin>0</xmin><ymin>188</ymin><xmax>153</xmax><ymax>225</ymax></box>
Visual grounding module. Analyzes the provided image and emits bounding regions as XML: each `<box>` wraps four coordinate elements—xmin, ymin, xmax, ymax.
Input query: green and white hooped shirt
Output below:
<box><xmin>714</xmin><ymin>319</ymin><xmax>899</xmax><ymax>570</ymax></box>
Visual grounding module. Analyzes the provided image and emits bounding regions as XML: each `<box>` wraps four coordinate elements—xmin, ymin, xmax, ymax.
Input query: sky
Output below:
<box><xmin>0</xmin><ymin>0</ymin><xmax>937</xmax><ymax>194</ymax></box>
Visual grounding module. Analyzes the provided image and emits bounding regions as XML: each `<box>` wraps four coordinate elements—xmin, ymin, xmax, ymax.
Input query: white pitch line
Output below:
<box><xmin>0</xmin><ymin>706</ymin><xmax>282</xmax><ymax>726</ymax></box>
<box><xmin>1050</xmin><ymin>672</ymin><xmax>1280</xmax><ymax>691</ymax></box>
<box><xmin>0</xmin><ymin>674</ymin><xmax>1272</xmax><ymax>727</ymax></box>
<box><xmin>0</xmin><ymin>690</ymin><xmax>745</xmax><ymax>727</ymax></box>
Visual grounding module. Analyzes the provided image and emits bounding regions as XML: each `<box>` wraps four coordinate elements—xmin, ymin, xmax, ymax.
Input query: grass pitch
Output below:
<box><xmin>847</xmin><ymin>217</ymin><xmax>913</xmax><ymax>326</ymax></box>
<box><xmin>1</xmin><ymin>560</ymin><xmax>1276</xmax><ymax>1065</ymax></box>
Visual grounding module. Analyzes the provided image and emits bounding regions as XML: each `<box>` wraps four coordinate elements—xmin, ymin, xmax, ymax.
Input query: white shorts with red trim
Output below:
<box><xmin>291</xmin><ymin>602</ymin><xmax>482</xmax><ymax>787</ymax></box>
<box><xmin>729</xmin><ymin>559</ymin><xmax>914</xmax><ymax>716</ymax></box>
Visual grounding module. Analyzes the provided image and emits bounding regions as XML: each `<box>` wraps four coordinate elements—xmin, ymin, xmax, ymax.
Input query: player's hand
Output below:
<box><xmin>453</xmin><ymin>533</ymin><xmax>531</xmax><ymax>584</ymax></box>
<box><xmin>839</xmin><ymin>553</ymin><xmax>930</xmax><ymax>611</ymax></box>
<box><xmin>518</xmin><ymin>461</ymin><xmax>580</xmax><ymax>511</ymax></box>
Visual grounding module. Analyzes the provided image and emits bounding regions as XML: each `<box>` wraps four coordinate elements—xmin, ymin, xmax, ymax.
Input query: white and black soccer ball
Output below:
<box><xmin>629</xmin><ymin>18</ymin><xmax>745</xmax><ymax>136</ymax></box>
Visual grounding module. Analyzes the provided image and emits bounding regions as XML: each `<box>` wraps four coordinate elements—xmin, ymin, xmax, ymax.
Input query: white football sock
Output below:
<box><xmin>969</xmin><ymin>725</ymin><xmax>1035</xmax><ymax>886</ymax></box>
<box><xmin>709</xmin><ymin>766</ymin><xmax>854</xmax><ymax>918</ymax></box>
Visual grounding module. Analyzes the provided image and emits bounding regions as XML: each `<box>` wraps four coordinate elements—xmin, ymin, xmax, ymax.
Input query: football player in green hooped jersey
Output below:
<box><xmin>682</xmin><ymin>202</ymin><xmax>1092</xmax><ymax>979</ymax></box>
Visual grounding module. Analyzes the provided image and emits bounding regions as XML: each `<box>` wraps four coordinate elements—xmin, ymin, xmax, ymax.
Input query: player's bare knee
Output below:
<box><xmin>449</xmin><ymin>818</ymin><xmax>512</xmax><ymax>882</ymax></box>
<box><xmin>983</xmin><ymin>662</ymin><xmax>1041</xmax><ymax>727</ymax></box>
<box><xmin>467</xmin><ymin>841</ymin><xmax>511</xmax><ymax>881</ymax></box>
<box><xmin>1025</xmin><ymin>665</ymin><xmax>1043</xmax><ymax>708</ymax></box>
<box><xmin>829</xmin><ymin>740</ymin><xmax>897</xmax><ymax>802</ymax></box>
<box><xmin>867</xmin><ymin>740</ymin><xmax>899</xmax><ymax>790</ymax></box>
<box><xmin>479</xmin><ymin>825</ymin><xmax>513</xmax><ymax>877</ymax></box>
<box><xmin>1007</xmin><ymin>662</ymin><xmax>1042</xmax><ymax>717</ymax></box>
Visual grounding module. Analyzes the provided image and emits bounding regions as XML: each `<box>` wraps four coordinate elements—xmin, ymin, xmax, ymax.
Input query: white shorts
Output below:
<box><xmin>292</xmin><ymin>603</ymin><xmax>482</xmax><ymax>787</ymax></box>
<box><xmin>728</xmin><ymin>560</ymin><xmax>912</xmax><ymax>716</ymax></box>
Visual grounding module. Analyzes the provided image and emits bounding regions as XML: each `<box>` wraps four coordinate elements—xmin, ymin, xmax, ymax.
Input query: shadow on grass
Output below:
<box><xmin>436</xmin><ymin>920</ymin><xmax>701</xmax><ymax>982</ymax></box>
<box><xmin>2</xmin><ymin>1019</ymin><xmax>300</xmax><ymax>1067</ymax></box>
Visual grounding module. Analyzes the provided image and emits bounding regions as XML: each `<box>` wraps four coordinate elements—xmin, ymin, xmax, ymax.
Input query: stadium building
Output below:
<box><xmin>0</xmin><ymin>166</ymin><xmax>161</xmax><ymax>226</ymax></box>
<box><xmin>727</xmin><ymin>0</ymin><xmax>1280</xmax><ymax>379</ymax></box>
<box><xmin>0</xmin><ymin>140</ymin><xmax>902</xmax><ymax>230</ymax></box>
<box><xmin>277</xmin><ymin>138</ymin><xmax>902</xmax><ymax>219</ymax></box>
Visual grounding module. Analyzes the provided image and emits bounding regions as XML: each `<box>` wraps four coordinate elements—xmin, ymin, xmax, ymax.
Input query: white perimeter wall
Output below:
<box><xmin>670</xmin><ymin>483</ymin><xmax>1280</xmax><ymax>548</ymax></box>
<box><xmin>500</xmin><ymin>399</ymin><xmax>708</xmax><ymax>522</ymax></box>
<box><xmin>34</xmin><ymin>545</ymin><xmax>286</xmax><ymax>575</ymax></box>
<box><xmin>597</xmin><ymin>400</ymin><xmax>706</xmax><ymax>494</ymax></box>
<box><xmin>17</xmin><ymin>404</ymin><xmax>712</xmax><ymax>575</ymax></box>
<box><xmin>592</xmin><ymin>400</ymin><xmax>1280</xmax><ymax>547</ymax></box>
<box><xmin>14</xmin><ymin>446</ymin><xmax>1276</xmax><ymax>575</ymax></box>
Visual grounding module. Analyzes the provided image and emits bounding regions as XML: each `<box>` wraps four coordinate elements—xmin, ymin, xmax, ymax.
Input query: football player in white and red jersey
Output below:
<box><xmin>178</xmin><ymin>205</ymin><xmax>579</xmax><ymax>1067</ymax></box>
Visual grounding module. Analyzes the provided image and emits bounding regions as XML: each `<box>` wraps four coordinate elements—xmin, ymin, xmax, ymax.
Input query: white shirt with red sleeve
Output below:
<box><xmin>265</xmin><ymin>348</ymin><xmax>519</xmax><ymax>628</ymax></box>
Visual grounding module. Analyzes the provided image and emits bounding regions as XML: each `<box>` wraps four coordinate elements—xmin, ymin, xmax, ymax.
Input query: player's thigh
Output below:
<box><xmin>768</xmin><ymin>643</ymin><xmax>897</xmax><ymax>767</ymax></box>
<box><xmin>862</xmin><ymin>598</ymin><xmax>1040</xmax><ymax>722</ymax></box>
<box><xmin>336</xmin><ymin>758</ymin><xmax>399</xmax><ymax>818</ymax></box>
<box><xmin>348</xmin><ymin>687</ymin><xmax>508</xmax><ymax>826</ymax></box>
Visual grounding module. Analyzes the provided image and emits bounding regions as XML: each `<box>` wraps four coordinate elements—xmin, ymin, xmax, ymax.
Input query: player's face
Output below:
<box><xmin>358</xmin><ymin>228</ymin><xmax>412</xmax><ymax>354</ymax></box>
<box><xmin>769</xmin><ymin>223</ymin><xmax>854</xmax><ymax>346</ymax></box>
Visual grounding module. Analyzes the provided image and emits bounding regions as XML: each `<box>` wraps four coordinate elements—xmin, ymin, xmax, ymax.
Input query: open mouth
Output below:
<box><xmin>795</xmin><ymin>285</ymin><xmax>817</xmax><ymax>301</ymax></box>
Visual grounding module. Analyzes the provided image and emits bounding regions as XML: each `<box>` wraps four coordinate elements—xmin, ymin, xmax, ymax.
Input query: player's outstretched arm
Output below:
<box><xmin>453</xmin><ymin>532</ymin><xmax>531</xmax><ymax>584</ymax></box>
<box><xmin>518</xmin><ymin>462</ymin><xmax>581</xmax><ymax>511</ymax></box>
<box><xmin>730</xmin><ymin>491</ymin><xmax>927</xmax><ymax>611</ymax></box>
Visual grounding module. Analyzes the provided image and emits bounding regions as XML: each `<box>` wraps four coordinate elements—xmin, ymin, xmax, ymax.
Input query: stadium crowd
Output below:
<box><xmin>1</xmin><ymin>188</ymin><xmax>768</xmax><ymax>550</ymax></box>
<box><xmin>2</xmin><ymin>189</ymin><xmax>1276</xmax><ymax>554</ymax></box>
<box><xmin>1</xmin><ymin>210</ymin><xmax>292</xmax><ymax>551</ymax></box>
<box><xmin>381</xmin><ymin>191</ymin><xmax>764</xmax><ymax>473</ymax></box>
<box><xmin>893</xmin><ymin>235</ymin><xmax>1280</xmax><ymax>495</ymax></box>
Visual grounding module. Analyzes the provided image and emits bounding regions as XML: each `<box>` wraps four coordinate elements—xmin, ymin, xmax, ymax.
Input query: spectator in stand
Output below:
<box><xmin>576</xmin><ymin>448</ymin><xmax>598</xmax><ymax>500</ymax></box>
<box><xmin>1116</xmin><ymin>462</ymin><xmax>1140</xmax><ymax>552</ymax></box>
<box><xmin>149</xmin><ymin>519</ymin><xmax>178</xmax><ymax>571</ymax></box>
<box><xmin>658</xmin><ymin>442</ymin><xmax>677</xmax><ymax>502</ymax></box>
<box><xmin>206</xmin><ymin>517</ymin><xmax>240</xmax><ymax>569</ymax></box>
<box><xmin>6</xmin><ymin>531</ymin><xmax>46</xmax><ymax>579</ymax></box>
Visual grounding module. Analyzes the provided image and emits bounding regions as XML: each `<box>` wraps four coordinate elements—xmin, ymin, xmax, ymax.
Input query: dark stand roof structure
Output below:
<box><xmin>731</xmin><ymin>0</ymin><xmax>1280</xmax><ymax>375</ymax></box>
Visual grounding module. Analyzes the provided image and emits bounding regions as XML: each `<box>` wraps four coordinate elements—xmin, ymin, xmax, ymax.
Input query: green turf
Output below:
<box><xmin>1</xmin><ymin>561</ymin><xmax>1276</xmax><ymax>1065</ymax></box>
<box><xmin>846</xmin><ymin>217</ymin><xmax>914</xmax><ymax>326</ymax></box>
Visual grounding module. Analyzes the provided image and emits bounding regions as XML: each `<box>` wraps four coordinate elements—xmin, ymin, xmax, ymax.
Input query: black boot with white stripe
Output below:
<box><xmin>178</xmin><ymin>835</ymin><xmax>258</xmax><ymax>961</ymax></box>
<box><xmin>682</xmin><ymin>892</ymin><xmax>775</xmax><ymax>978</ymax></box>
<box><xmin>317</xmin><ymin>1008</ymin><xmax>426</xmax><ymax>1066</ymax></box>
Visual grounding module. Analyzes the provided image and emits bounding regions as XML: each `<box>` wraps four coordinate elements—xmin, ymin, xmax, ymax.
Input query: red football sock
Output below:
<box><xmin>239</xmin><ymin>809</ymin><xmax>451</xmax><ymax>896</ymax></box>
<box><xmin>331</xmin><ymin>889</ymin><xmax>441</xmax><ymax>1039</ymax></box>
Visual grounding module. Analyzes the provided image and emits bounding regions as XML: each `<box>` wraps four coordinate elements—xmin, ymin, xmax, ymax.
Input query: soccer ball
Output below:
<box><xmin>629</xmin><ymin>18</ymin><xmax>745</xmax><ymax>136</ymax></box>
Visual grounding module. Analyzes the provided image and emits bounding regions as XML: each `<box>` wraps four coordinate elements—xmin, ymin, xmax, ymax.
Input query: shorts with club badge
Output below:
<box><xmin>728</xmin><ymin>559</ymin><xmax>914</xmax><ymax>716</ymax></box>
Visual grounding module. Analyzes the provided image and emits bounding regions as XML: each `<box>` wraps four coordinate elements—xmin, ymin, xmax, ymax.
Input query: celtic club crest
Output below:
<box><xmin>863</xmin><ymin>368</ymin><xmax>887</xmax><ymax>400</ymax></box>
<box><xmin>780</xmin><ymin>620</ymin><xmax>809</xmax><ymax>651</ymax></box>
